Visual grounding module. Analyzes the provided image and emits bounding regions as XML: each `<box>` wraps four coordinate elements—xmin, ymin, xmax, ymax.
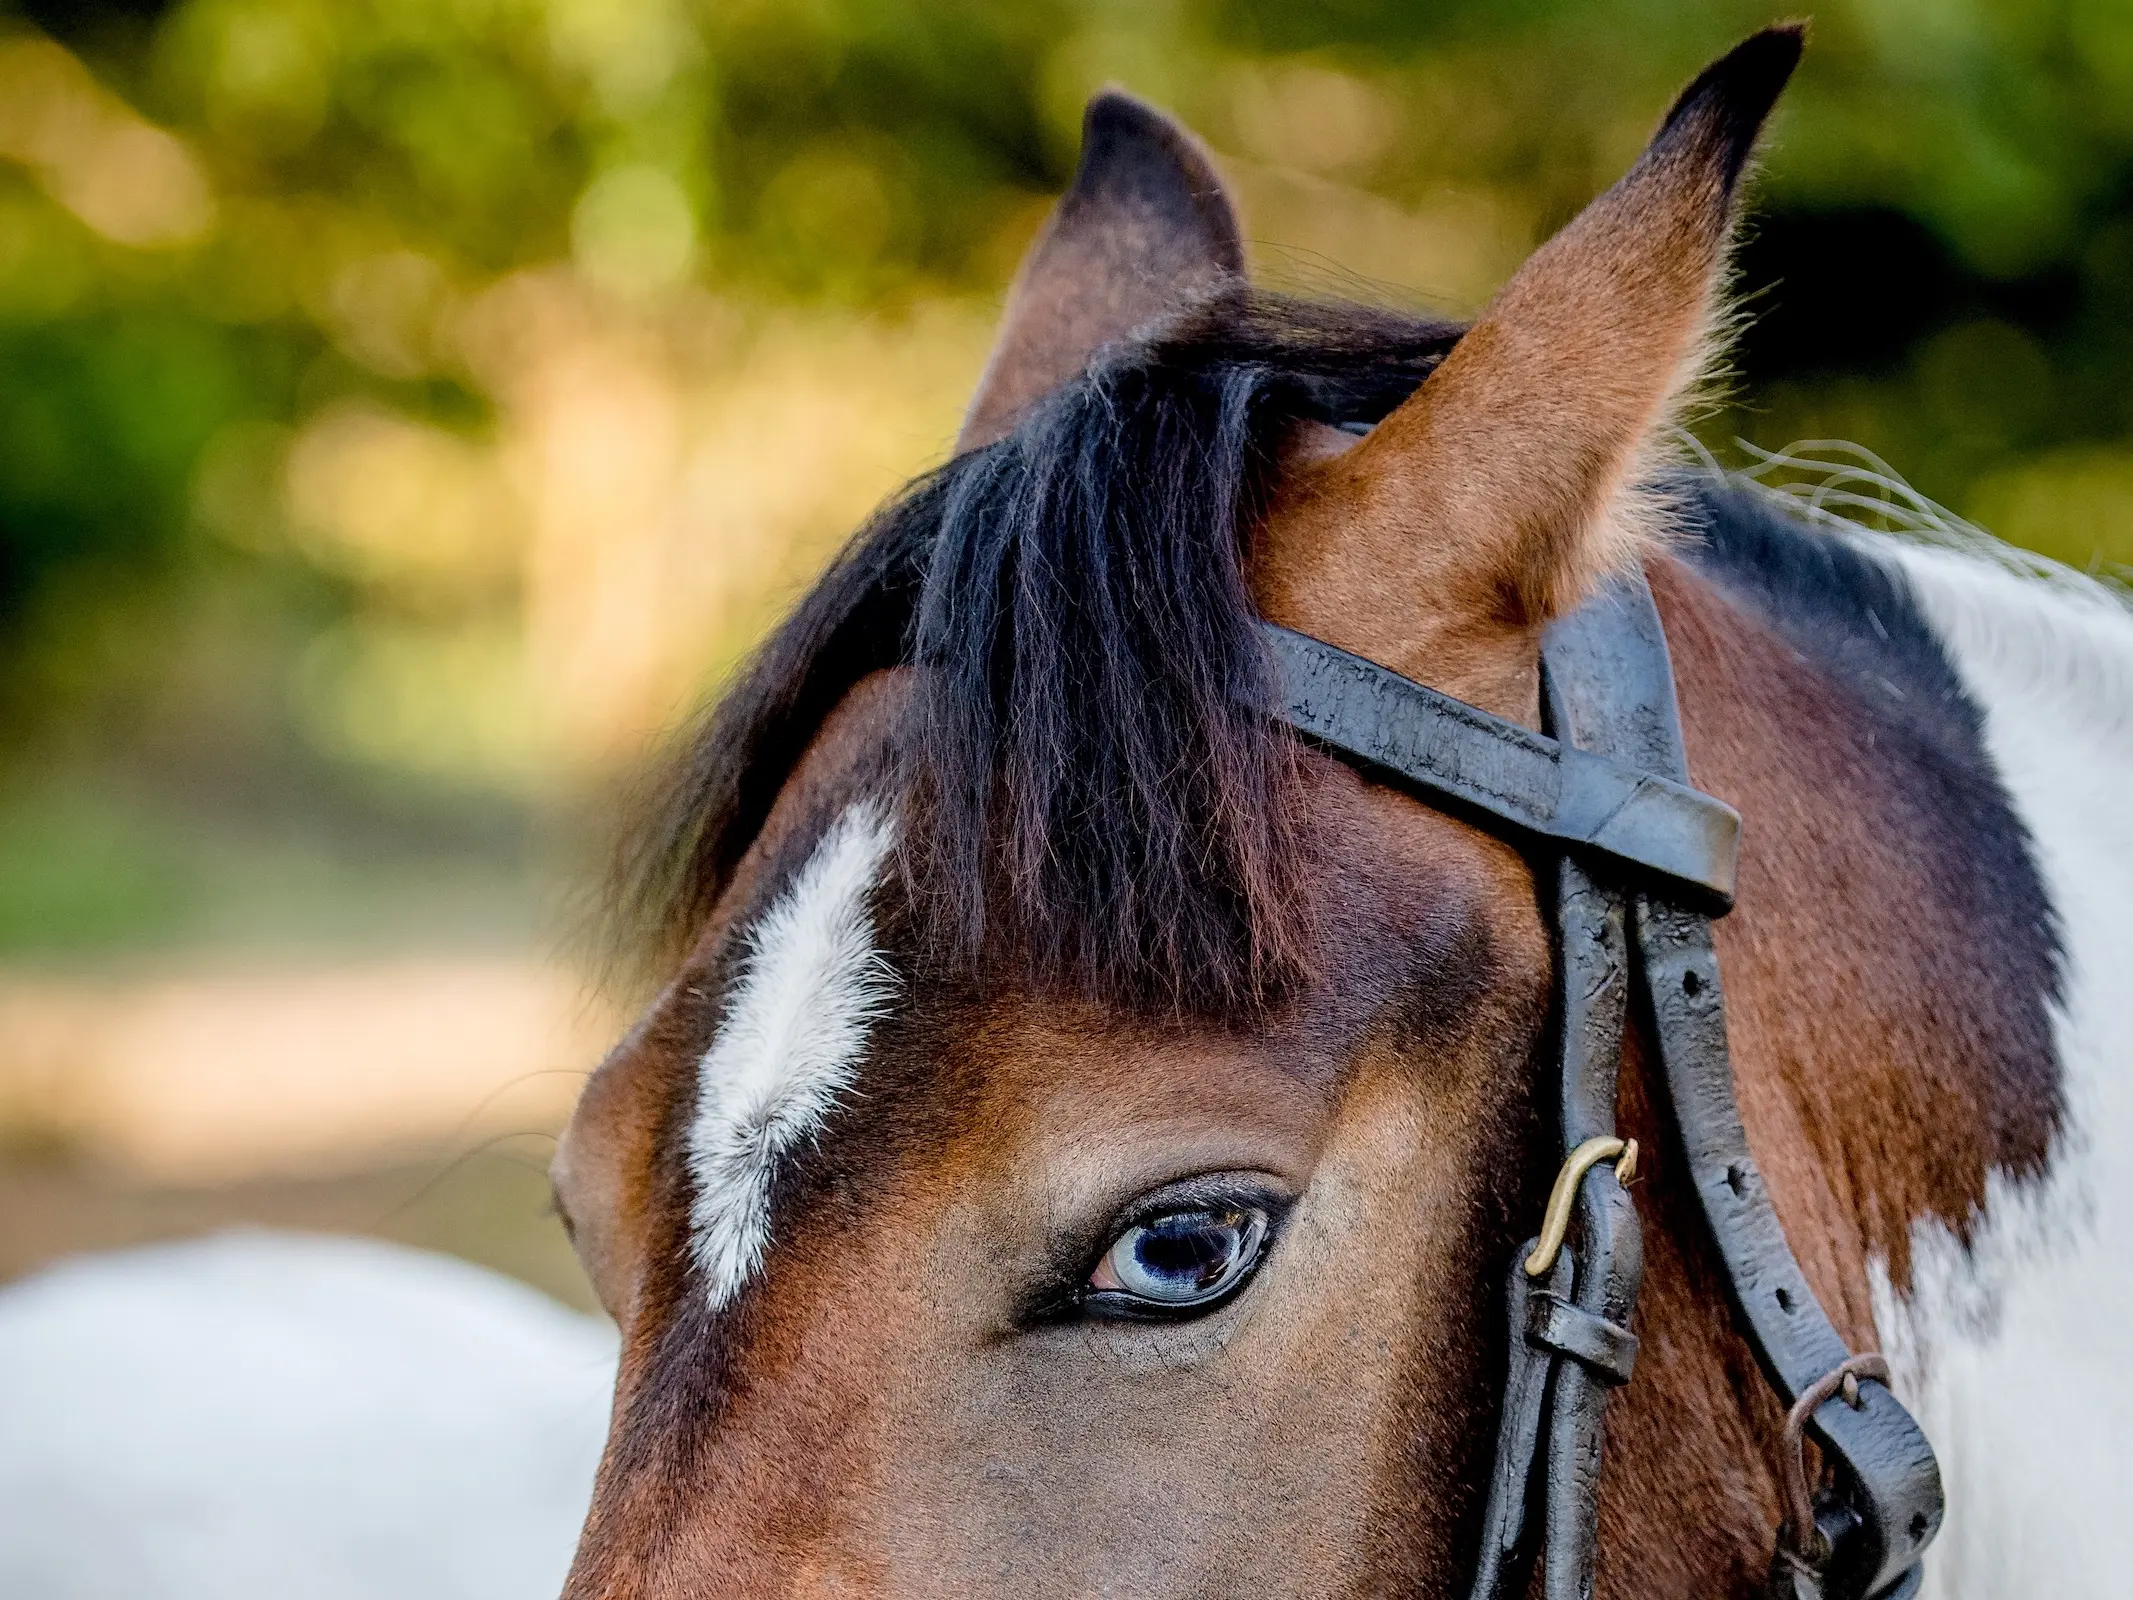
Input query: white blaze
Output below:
<box><xmin>686</xmin><ymin>800</ymin><xmax>898</xmax><ymax>1310</ymax></box>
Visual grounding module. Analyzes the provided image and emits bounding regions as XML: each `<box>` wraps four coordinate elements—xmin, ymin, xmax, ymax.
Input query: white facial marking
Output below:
<box><xmin>686</xmin><ymin>800</ymin><xmax>898</xmax><ymax>1310</ymax></box>
<box><xmin>1863</xmin><ymin>538</ymin><xmax>2133</xmax><ymax>1598</ymax></box>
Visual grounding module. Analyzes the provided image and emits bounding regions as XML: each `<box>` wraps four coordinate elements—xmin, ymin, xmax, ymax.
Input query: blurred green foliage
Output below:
<box><xmin>4</xmin><ymin>0</ymin><xmax>2133</xmax><ymax>950</ymax></box>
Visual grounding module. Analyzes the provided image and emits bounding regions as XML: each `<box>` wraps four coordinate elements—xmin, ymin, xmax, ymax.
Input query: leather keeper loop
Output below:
<box><xmin>1527</xmin><ymin>1292</ymin><xmax>1638</xmax><ymax>1385</ymax></box>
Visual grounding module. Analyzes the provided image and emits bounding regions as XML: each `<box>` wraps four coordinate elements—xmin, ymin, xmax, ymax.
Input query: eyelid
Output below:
<box><xmin>1101</xmin><ymin>1172</ymin><xmax>1294</xmax><ymax>1241</ymax></box>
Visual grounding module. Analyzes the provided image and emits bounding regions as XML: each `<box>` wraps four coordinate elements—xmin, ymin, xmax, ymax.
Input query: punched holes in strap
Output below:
<box><xmin>1257</xmin><ymin>623</ymin><xmax>1741</xmax><ymax>911</ymax></box>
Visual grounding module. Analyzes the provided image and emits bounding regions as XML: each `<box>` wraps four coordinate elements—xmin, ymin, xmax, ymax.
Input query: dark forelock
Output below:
<box><xmin>606</xmin><ymin>288</ymin><xmax>1463</xmax><ymax>1013</ymax></box>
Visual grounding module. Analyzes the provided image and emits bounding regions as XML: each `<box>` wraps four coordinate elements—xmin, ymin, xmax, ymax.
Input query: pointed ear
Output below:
<box><xmin>957</xmin><ymin>91</ymin><xmax>1243</xmax><ymax>452</ymax></box>
<box><xmin>1254</xmin><ymin>26</ymin><xmax>1802</xmax><ymax>715</ymax></box>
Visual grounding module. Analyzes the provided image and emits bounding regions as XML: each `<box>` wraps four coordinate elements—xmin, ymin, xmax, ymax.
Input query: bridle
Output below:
<box><xmin>1257</xmin><ymin>571</ymin><xmax>1944</xmax><ymax>1600</ymax></box>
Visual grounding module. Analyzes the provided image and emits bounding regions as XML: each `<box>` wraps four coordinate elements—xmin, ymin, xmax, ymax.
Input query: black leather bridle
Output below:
<box><xmin>1258</xmin><ymin>571</ymin><xmax>1944</xmax><ymax>1600</ymax></box>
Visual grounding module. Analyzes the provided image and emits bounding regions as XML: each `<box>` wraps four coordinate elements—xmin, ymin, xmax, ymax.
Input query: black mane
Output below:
<box><xmin>609</xmin><ymin>289</ymin><xmax>1460</xmax><ymax>1011</ymax></box>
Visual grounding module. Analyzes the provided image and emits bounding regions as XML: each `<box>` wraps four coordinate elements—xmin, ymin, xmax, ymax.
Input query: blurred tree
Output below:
<box><xmin>1</xmin><ymin>0</ymin><xmax>2132</xmax><ymax>929</ymax></box>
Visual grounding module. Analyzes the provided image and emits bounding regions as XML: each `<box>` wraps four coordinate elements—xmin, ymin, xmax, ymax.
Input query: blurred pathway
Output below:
<box><xmin>0</xmin><ymin>953</ymin><xmax>620</xmax><ymax>1310</ymax></box>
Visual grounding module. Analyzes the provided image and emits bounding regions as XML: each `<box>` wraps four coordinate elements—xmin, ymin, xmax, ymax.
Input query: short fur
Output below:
<box><xmin>1683</xmin><ymin>480</ymin><xmax>2062</xmax><ymax>1204</ymax></box>
<box><xmin>1860</xmin><ymin>542</ymin><xmax>2133</xmax><ymax>1598</ymax></box>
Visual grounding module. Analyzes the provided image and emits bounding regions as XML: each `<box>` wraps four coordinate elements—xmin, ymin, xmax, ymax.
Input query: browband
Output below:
<box><xmin>1259</xmin><ymin>623</ymin><xmax>1741</xmax><ymax>912</ymax></box>
<box><xmin>1257</xmin><ymin>578</ymin><xmax>1942</xmax><ymax>1600</ymax></box>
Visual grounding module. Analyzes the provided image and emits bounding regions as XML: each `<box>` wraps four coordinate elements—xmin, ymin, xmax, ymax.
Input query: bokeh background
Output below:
<box><xmin>4</xmin><ymin>0</ymin><xmax>2130</xmax><ymax>1311</ymax></box>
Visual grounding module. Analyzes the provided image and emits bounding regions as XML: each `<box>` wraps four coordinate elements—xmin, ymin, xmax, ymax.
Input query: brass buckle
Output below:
<box><xmin>1523</xmin><ymin>1135</ymin><xmax>1639</xmax><ymax>1279</ymax></box>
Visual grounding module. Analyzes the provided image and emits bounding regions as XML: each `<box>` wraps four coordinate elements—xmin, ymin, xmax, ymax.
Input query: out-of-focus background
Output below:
<box><xmin>2</xmin><ymin>0</ymin><xmax>2129</xmax><ymax>1312</ymax></box>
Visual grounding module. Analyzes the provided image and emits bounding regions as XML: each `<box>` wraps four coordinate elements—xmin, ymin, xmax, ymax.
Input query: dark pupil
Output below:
<box><xmin>1134</xmin><ymin>1211</ymin><xmax>1242</xmax><ymax>1293</ymax></box>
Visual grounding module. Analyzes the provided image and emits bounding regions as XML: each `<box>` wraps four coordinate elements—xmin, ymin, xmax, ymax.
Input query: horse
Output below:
<box><xmin>5</xmin><ymin>24</ymin><xmax>2115</xmax><ymax>1600</ymax></box>
<box><xmin>552</xmin><ymin>25</ymin><xmax>2133</xmax><ymax>1597</ymax></box>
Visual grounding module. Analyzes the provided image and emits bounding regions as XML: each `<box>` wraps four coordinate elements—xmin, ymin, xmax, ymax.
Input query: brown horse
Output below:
<box><xmin>552</xmin><ymin>26</ymin><xmax>2133</xmax><ymax>1598</ymax></box>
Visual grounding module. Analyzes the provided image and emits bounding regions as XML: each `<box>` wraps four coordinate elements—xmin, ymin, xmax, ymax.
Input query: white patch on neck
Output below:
<box><xmin>1862</xmin><ymin>540</ymin><xmax>2133</xmax><ymax>1598</ymax></box>
<box><xmin>686</xmin><ymin>800</ymin><xmax>898</xmax><ymax>1311</ymax></box>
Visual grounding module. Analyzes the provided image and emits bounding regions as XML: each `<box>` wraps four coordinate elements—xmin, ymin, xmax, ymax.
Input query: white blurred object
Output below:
<box><xmin>0</xmin><ymin>1230</ymin><xmax>616</xmax><ymax>1600</ymax></box>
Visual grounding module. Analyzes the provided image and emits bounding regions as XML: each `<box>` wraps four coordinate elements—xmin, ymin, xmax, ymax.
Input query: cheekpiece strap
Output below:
<box><xmin>1256</xmin><ymin>573</ymin><xmax>1942</xmax><ymax>1600</ymax></box>
<box><xmin>1555</xmin><ymin>576</ymin><xmax>1942</xmax><ymax>1600</ymax></box>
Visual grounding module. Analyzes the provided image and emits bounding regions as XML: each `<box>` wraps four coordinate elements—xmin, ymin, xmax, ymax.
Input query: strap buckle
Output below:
<box><xmin>1765</xmin><ymin>1353</ymin><xmax>1925</xmax><ymax>1600</ymax></box>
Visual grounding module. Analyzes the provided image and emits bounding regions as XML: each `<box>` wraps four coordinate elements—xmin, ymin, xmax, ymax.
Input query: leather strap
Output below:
<box><xmin>1255</xmin><ymin>573</ymin><xmax>1943</xmax><ymax>1599</ymax></box>
<box><xmin>1260</xmin><ymin>623</ymin><xmax>1741</xmax><ymax>911</ymax></box>
<box><xmin>1576</xmin><ymin>579</ymin><xmax>1944</xmax><ymax>1597</ymax></box>
<box><xmin>1467</xmin><ymin>1248</ymin><xmax>1569</xmax><ymax>1600</ymax></box>
<box><xmin>1528</xmin><ymin>1293</ymin><xmax>1637</xmax><ymax>1385</ymax></box>
<box><xmin>1531</xmin><ymin>618</ymin><xmax>1646</xmax><ymax>1600</ymax></box>
<box><xmin>1465</xmin><ymin>823</ymin><xmax>1642</xmax><ymax>1600</ymax></box>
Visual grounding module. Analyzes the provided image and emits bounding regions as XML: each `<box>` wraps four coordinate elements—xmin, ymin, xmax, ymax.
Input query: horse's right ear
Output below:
<box><xmin>956</xmin><ymin>91</ymin><xmax>1242</xmax><ymax>452</ymax></box>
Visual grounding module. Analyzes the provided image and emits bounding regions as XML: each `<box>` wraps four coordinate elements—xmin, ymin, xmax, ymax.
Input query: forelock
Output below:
<box><xmin>606</xmin><ymin>290</ymin><xmax>1465</xmax><ymax>1018</ymax></box>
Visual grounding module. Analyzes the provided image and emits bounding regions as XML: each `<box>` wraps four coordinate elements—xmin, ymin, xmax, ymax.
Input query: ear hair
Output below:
<box><xmin>957</xmin><ymin>90</ymin><xmax>1243</xmax><ymax>452</ymax></box>
<box><xmin>1618</xmin><ymin>22</ymin><xmax>1808</xmax><ymax>527</ymax></box>
<box><xmin>1251</xmin><ymin>26</ymin><xmax>1803</xmax><ymax>709</ymax></box>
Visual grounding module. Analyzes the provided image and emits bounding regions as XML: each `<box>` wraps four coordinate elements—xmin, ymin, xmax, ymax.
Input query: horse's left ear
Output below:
<box><xmin>1255</xmin><ymin>26</ymin><xmax>1802</xmax><ymax>716</ymax></box>
<box><xmin>957</xmin><ymin>90</ymin><xmax>1243</xmax><ymax>452</ymax></box>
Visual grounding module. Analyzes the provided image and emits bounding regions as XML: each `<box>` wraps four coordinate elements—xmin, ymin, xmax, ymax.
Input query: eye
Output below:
<box><xmin>1084</xmin><ymin>1204</ymin><xmax>1271</xmax><ymax>1318</ymax></box>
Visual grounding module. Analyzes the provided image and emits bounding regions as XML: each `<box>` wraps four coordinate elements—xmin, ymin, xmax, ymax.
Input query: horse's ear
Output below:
<box><xmin>1254</xmin><ymin>26</ymin><xmax>1803</xmax><ymax>715</ymax></box>
<box><xmin>956</xmin><ymin>90</ymin><xmax>1243</xmax><ymax>452</ymax></box>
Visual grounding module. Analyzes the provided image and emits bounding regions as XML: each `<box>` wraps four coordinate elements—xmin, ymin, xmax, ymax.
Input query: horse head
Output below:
<box><xmin>552</xmin><ymin>26</ymin><xmax>2072</xmax><ymax>1596</ymax></box>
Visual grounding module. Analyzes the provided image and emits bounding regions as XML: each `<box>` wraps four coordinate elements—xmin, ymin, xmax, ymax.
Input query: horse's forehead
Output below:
<box><xmin>576</xmin><ymin>666</ymin><xmax>1556</xmax><ymax>1347</ymax></box>
<box><xmin>692</xmin><ymin>752</ymin><xmax>1539</xmax><ymax>1228</ymax></box>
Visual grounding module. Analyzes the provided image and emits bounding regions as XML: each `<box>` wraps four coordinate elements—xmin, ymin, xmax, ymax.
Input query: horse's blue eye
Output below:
<box><xmin>1088</xmin><ymin>1206</ymin><xmax>1270</xmax><ymax>1312</ymax></box>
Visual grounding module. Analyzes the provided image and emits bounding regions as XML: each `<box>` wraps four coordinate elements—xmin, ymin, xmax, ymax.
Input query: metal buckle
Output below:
<box><xmin>1523</xmin><ymin>1135</ymin><xmax>1639</xmax><ymax>1279</ymax></box>
<box><xmin>1776</xmin><ymin>1352</ymin><xmax>1892</xmax><ymax>1564</ymax></box>
<box><xmin>1765</xmin><ymin>1352</ymin><xmax>1922</xmax><ymax>1599</ymax></box>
